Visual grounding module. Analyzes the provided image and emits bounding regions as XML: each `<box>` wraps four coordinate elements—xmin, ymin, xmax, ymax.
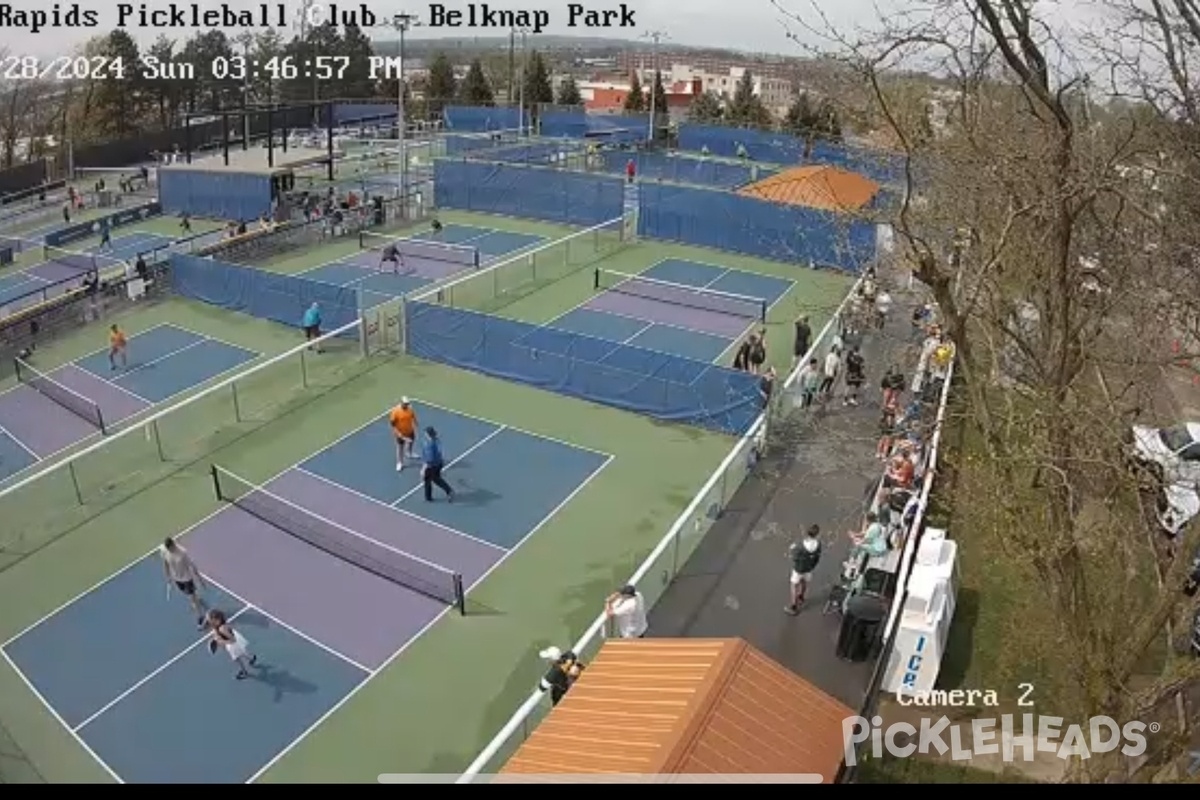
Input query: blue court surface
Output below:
<box><xmin>0</xmin><ymin>232</ymin><xmax>176</xmax><ymax>319</ymax></box>
<box><xmin>1</xmin><ymin>401</ymin><xmax>611</xmax><ymax>783</ymax></box>
<box><xmin>0</xmin><ymin>324</ymin><xmax>259</xmax><ymax>482</ymax></box>
<box><xmin>297</xmin><ymin>224</ymin><xmax>544</xmax><ymax>303</ymax></box>
<box><xmin>536</xmin><ymin>258</ymin><xmax>793</xmax><ymax>365</ymax></box>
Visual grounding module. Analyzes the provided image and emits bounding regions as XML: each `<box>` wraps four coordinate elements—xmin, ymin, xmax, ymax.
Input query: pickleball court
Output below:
<box><xmin>0</xmin><ymin>324</ymin><xmax>259</xmax><ymax>481</ymax></box>
<box><xmin>0</xmin><ymin>232</ymin><xmax>178</xmax><ymax>319</ymax></box>
<box><xmin>1</xmin><ymin>400</ymin><xmax>610</xmax><ymax>783</ymax></box>
<box><xmin>295</xmin><ymin>223</ymin><xmax>544</xmax><ymax>302</ymax></box>
<box><xmin>524</xmin><ymin>258</ymin><xmax>794</xmax><ymax>372</ymax></box>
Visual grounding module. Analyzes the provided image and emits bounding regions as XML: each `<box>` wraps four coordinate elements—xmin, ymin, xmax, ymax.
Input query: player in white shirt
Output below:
<box><xmin>605</xmin><ymin>584</ymin><xmax>648</xmax><ymax>638</ymax></box>
<box><xmin>206</xmin><ymin>609</ymin><xmax>258</xmax><ymax>680</ymax></box>
<box><xmin>161</xmin><ymin>537</ymin><xmax>209</xmax><ymax>630</ymax></box>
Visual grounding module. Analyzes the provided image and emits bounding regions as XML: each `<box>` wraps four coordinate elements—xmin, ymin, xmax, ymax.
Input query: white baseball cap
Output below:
<box><xmin>401</xmin><ymin>396</ymin><xmax>410</xmax><ymax>405</ymax></box>
<box><xmin>538</xmin><ymin>646</ymin><xmax>562</xmax><ymax>661</ymax></box>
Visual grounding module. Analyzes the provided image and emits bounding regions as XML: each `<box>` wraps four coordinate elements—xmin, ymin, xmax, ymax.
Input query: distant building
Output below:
<box><xmin>604</xmin><ymin>57</ymin><xmax>795</xmax><ymax>119</ymax></box>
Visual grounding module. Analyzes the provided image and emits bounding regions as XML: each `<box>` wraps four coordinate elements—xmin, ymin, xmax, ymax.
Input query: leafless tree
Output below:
<box><xmin>772</xmin><ymin>0</ymin><xmax>1200</xmax><ymax>781</ymax></box>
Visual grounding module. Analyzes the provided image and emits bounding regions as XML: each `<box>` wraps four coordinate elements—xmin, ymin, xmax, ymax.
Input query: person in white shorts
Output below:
<box><xmin>161</xmin><ymin>537</ymin><xmax>209</xmax><ymax>630</ymax></box>
<box><xmin>785</xmin><ymin>525</ymin><xmax>822</xmax><ymax>615</ymax></box>
<box><xmin>207</xmin><ymin>609</ymin><xmax>258</xmax><ymax>680</ymax></box>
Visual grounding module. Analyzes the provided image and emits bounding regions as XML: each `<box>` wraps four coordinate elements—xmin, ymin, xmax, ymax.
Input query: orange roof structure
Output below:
<box><xmin>497</xmin><ymin>638</ymin><xmax>853</xmax><ymax>782</ymax></box>
<box><xmin>739</xmin><ymin>165</ymin><xmax>881</xmax><ymax>213</ymax></box>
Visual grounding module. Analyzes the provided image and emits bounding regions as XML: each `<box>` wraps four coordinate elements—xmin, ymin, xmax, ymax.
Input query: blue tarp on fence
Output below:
<box><xmin>434</xmin><ymin>160</ymin><xmax>623</xmax><ymax>227</ymax></box>
<box><xmin>405</xmin><ymin>301</ymin><xmax>761</xmax><ymax>436</ymax></box>
<box><xmin>169</xmin><ymin>253</ymin><xmax>361</xmax><ymax>332</ymax></box>
<box><xmin>598</xmin><ymin>151</ymin><xmax>773</xmax><ymax>189</ymax></box>
<box><xmin>333</xmin><ymin>103</ymin><xmax>397</xmax><ymax>125</ymax></box>
<box><xmin>638</xmin><ymin>183</ymin><xmax>875</xmax><ymax>271</ymax></box>
<box><xmin>677</xmin><ymin>124</ymin><xmax>904</xmax><ymax>185</ymax></box>
<box><xmin>45</xmin><ymin>201</ymin><xmax>163</xmax><ymax>247</ymax></box>
<box><xmin>159</xmin><ymin>170</ymin><xmax>272</xmax><ymax>221</ymax></box>
<box><xmin>444</xmin><ymin>106</ymin><xmax>526</xmax><ymax>132</ymax></box>
<box><xmin>540</xmin><ymin>111</ymin><xmax>645</xmax><ymax>144</ymax></box>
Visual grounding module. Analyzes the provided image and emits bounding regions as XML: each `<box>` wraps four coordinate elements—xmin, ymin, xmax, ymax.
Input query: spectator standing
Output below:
<box><xmin>605</xmin><ymin>584</ymin><xmax>648</xmax><ymax>638</ymax></box>
<box><xmin>785</xmin><ymin>525</ymin><xmax>822</xmax><ymax>615</ymax></box>
<box><xmin>820</xmin><ymin>345</ymin><xmax>842</xmax><ymax>400</ymax></box>
<box><xmin>792</xmin><ymin>314</ymin><xmax>811</xmax><ymax>368</ymax></box>
<box><xmin>538</xmin><ymin>646</ymin><xmax>586</xmax><ymax>706</ymax></box>
<box><xmin>795</xmin><ymin>357</ymin><xmax>821</xmax><ymax>409</ymax></box>
<box><xmin>843</xmin><ymin>347</ymin><xmax>865</xmax><ymax>406</ymax></box>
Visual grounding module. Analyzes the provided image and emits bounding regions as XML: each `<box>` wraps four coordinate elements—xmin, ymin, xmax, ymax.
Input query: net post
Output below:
<box><xmin>454</xmin><ymin>573</ymin><xmax>466</xmax><ymax>616</ymax></box>
<box><xmin>96</xmin><ymin>406</ymin><xmax>107</xmax><ymax>437</ymax></box>
<box><xmin>593</xmin><ymin>267</ymin><xmax>600</xmax><ymax>290</ymax></box>
<box><xmin>209</xmin><ymin>464</ymin><xmax>221</xmax><ymax>501</ymax></box>
<box><xmin>67</xmin><ymin>461</ymin><xmax>83</xmax><ymax>504</ymax></box>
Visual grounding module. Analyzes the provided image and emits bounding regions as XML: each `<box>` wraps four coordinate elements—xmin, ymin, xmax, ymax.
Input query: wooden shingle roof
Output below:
<box><xmin>498</xmin><ymin>638</ymin><xmax>853</xmax><ymax>782</ymax></box>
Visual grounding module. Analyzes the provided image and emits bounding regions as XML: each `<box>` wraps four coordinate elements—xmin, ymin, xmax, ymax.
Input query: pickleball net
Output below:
<box><xmin>210</xmin><ymin>465</ymin><xmax>467</xmax><ymax>614</ymax></box>
<box><xmin>15</xmin><ymin>357</ymin><xmax>107</xmax><ymax>434</ymax></box>
<box><xmin>358</xmin><ymin>231</ymin><xmax>479</xmax><ymax>269</ymax></box>
<box><xmin>594</xmin><ymin>267</ymin><xmax>769</xmax><ymax>322</ymax></box>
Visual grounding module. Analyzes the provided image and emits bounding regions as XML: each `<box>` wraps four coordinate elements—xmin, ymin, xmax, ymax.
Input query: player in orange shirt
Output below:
<box><xmin>389</xmin><ymin>397</ymin><xmax>417</xmax><ymax>471</ymax></box>
<box><xmin>108</xmin><ymin>324</ymin><xmax>128</xmax><ymax>371</ymax></box>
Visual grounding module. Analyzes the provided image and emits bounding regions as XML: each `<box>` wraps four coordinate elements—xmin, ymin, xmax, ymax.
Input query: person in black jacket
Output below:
<box><xmin>786</xmin><ymin>525</ymin><xmax>822</xmax><ymax>614</ymax></box>
<box><xmin>537</xmin><ymin>646</ymin><xmax>585</xmax><ymax>706</ymax></box>
<box><xmin>881</xmin><ymin>365</ymin><xmax>905</xmax><ymax>408</ymax></box>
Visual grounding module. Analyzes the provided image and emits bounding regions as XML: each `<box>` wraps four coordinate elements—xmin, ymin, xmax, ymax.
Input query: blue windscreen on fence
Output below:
<box><xmin>638</xmin><ymin>182</ymin><xmax>875</xmax><ymax>271</ymax></box>
<box><xmin>45</xmin><ymin>201</ymin><xmax>163</xmax><ymax>247</ymax></box>
<box><xmin>444</xmin><ymin>106</ymin><xmax>526</xmax><ymax>132</ymax></box>
<box><xmin>159</xmin><ymin>170</ymin><xmax>272</xmax><ymax>221</ymax></box>
<box><xmin>169</xmin><ymin>253</ymin><xmax>361</xmax><ymax>333</ymax></box>
<box><xmin>434</xmin><ymin>160</ymin><xmax>623</xmax><ymax>227</ymax></box>
<box><xmin>677</xmin><ymin>124</ymin><xmax>904</xmax><ymax>185</ymax></box>
<box><xmin>540</xmin><ymin>111</ymin><xmax>646</xmax><ymax>143</ymax></box>
<box><xmin>333</xmin><ymin>103</ymin><xmax>397</xmax><ymax>125</ymax></box>
<box><xmin>405</xmin><ymin>301</ymin><xmax>761</xmax><ymax>436</ymax></box>
<box><xmin>598</xmin><ymin>151</ymin><xmax>773</xmax><ymax>189</ymax></box>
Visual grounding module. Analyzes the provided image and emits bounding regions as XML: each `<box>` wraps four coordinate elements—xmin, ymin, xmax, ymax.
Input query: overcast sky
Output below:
<box><xmin>2</xmin><ymin>0</ymin><xmax>891</xmax><ymax>59</ymax></box>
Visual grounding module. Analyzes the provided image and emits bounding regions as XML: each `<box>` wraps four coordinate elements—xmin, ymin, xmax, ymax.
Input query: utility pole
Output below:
<box><xmin>642</xmin><ymin>31</ymin><xmax>669</xmax><ymax>145</ymax></box>
<box><xmin>234</xmin><ymin>32</ymin><xmax>254</xmax><ymax>150</ymax></box>
<box><xmin>393</xmin><ymin>13</ymin><xmax>420</xmax><ymax>218</ymax></box>
<box><xmin>508</xmin><ymin>29</ymin><xmax>516</xmax><ymax>107</ymax></box>
<box><xmin>515</xmin><ymin>27</ymin><xmax>529</xmax><ymax>137</ymax></box>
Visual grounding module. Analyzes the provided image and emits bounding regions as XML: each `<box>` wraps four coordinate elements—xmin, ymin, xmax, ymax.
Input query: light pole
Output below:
<box><xmin>393</xmin><ymin>13</ymin><xmax>419</xmax><ymax>216</ymax></box>
<box><xmin>642</xmin><ymin>31</ymin><xmax>668</xmax><ymax>145</ymax></box>
<box><xmin>514</xmin><ymin>27</ymin><xmax>529</xmax><ymax>138</ymax></box>
<box><xmin>235</xmin><ymin>33</ymin><xmax>252</xmax><ymax>149</ymax></box>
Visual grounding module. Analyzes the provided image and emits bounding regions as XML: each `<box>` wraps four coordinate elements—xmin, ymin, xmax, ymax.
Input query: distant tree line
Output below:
<box><xmin>685</xmin><ymin>70</ymin><xmax>843</xmax><ymax>143</ymax></box>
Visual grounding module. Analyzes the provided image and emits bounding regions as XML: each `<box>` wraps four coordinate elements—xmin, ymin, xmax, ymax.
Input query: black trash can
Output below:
<box><xmin>836</xmin><ymin>594</ymin><xmax>888</xmax><ymax>662</ymax></box>
<box><xmin>372</xmin><ymin>196</ymin><xmax>385</xmax><ymax>226</ymax></box>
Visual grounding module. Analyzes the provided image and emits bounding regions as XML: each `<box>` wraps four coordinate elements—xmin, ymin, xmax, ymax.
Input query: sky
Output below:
<box><xmin>1</xmin><ymin>0</ymin><xmax>893</xmax><ymax>59</ymax></box>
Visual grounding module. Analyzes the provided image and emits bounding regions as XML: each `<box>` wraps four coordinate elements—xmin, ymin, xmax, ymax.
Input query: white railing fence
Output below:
<box><xmin>457</xmin><ymin>272</ymin><xmax>865</xmax><ymax>782</ymax></box>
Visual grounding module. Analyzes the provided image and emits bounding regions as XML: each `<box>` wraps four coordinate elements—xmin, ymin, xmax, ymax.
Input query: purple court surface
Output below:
<box><xmin>544</xmin><ymin>259</ymin><xmax>795</xmax><ymax>365</ymax></box>
<box><xmin>0</xmin><ymin>323</ymin><xmax>259</xmax><ymax>483</ymax></box>
<box><xmin>1</xmin><ymin>401</ymin><xmax>610</xmax><ymax>783</ymax></box>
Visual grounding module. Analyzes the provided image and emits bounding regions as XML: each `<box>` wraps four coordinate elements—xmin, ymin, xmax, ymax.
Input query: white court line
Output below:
<box><xmin>292</xmin><ymin>466</ymin><xmax>505</xmax><ymax>554</ymax></box>
<box><xmin>111</xmin><ymin>338</ymin><xmax>210</xmax><ymax>382</ymax></box>
<box><xmin>0</xmin><ymin>421</ymin><xmax>38</xmax><ymax>459</ymax></box>
<box><xmin>72</xmin><ymin>606</ymin><xmax>252</xmax><ymax>732</ymax></box>
<box><xmin>58</xmin><ymin>363</ymin><xmax>150</xmax><ymax>407</ymax></box>
<box><xmin>155</xmin><ymin>322</ymin><xmax>262</xmax><ymax>359</ymax></box>
<box><xmin>0</xmin><ymin>648</ymin><xmax>123</xmax><ymax>783</ymax></box>
<box><xmin>391</xmin><ymin>425</ymin><xmax>507</xmax><ymax>506</ymax></box>
<box><xmin>205</xmin><ymin>576</ymin><xmax>371</xmax><ymax>674</ymax></box>
<box><xmin>0</xmin><ymin>403</ymin><xmax>609</xmax><ymax>783</ymax></box>
<box><xmin>245</xmin><ymin>451</ymin><xmax>615</xmax><ymax>784</ymax></box>
<box><xmin>620</xmin><ymin>321</ymin><xmax>655</xmax><ymax>344</ymax></box>
<box><xmin>412</xmin><ymin>398</ymin><xmax>613</xmax><ymax>460</ymax></box>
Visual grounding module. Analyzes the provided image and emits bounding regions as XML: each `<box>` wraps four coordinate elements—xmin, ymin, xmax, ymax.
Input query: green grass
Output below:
<box><xmin>0</xmin><ymin>302</ymin><xmax>736</xmax><ymax>782</ymax></box>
